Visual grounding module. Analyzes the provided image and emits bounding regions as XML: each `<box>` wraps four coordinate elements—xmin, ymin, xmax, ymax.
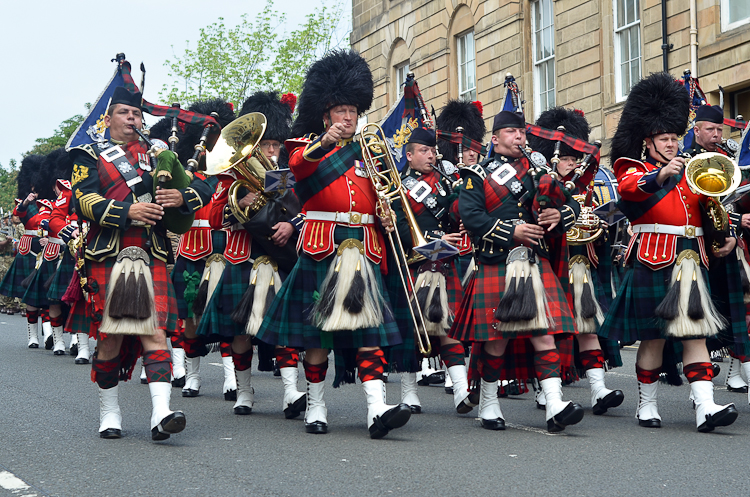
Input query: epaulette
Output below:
<box><xmin>460</xmin><ymin>163</ymin><xmax>486</xmax><ymax>181</ymax></box>
<box><xmin>284</xmin><ymin>134</ymin><xmax>316</xmax><ymax>155</ymax></box>
<box><xmin>67</xmin><ymin>143</ymin><xmax>100</xmax><ymax>160</ymax></box>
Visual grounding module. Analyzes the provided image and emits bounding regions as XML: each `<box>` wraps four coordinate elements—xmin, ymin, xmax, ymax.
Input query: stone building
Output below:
<box><xmin>350</xmin><ymin>0</ymin><xmax>750</xmax><ymax>152</ymax></box>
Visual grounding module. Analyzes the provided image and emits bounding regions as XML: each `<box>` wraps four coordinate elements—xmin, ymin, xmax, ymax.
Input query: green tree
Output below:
<box><xmin>26</xmin><ymin>114</ymin><xmax>85</xmax><ymax>156</ymax></box>
<box><xmin>160</xmin><ymin>0</ymin><xmax>348</xmax><ymax>109</ymax></box>
<box><xmin>0</xmin><ymin>159</ymin><xmax>19</xmax><ymax>216</ymax></box>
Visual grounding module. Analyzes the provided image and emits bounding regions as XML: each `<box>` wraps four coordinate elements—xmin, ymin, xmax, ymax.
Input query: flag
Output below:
<box><xmin>379</xmin><ymin>75</ymin><xmax>424</xmax><ymax>171</ymax></box>
<box><xmin>739</xmin><ymin>123</ymin><xmax>750</xmax><ymax>168</ymax></box>
<box><xmin>678</xmin><ymin>72</ymin><xmax>707</xmax><ymax>151</ymax></box>
<box><xmin>265</xmin><ymin>168</ymin><xmax>296</xmax><ymax>193</ymax></box>
<box><xmin>502</xmin><ymin>74</ymin><xmax>523</xmax><ymax>114</ymax></box>
<box><xmin>65</xmin><ymin>66</ymin><xmax>126</xmax><ymax>150</ymax></box>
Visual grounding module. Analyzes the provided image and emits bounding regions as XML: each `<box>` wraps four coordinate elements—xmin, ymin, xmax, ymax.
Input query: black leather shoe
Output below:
<box><xmin>273</xmin><ymin>361</ymin><xmax>281</xmax><ymax>377</ymax></box>
<box><xmin>593</xmin><ymin>390</ymin><xmax>625</xmax><ymax>415</ymax></box>
<box><xmin>638</xmin><ymin>418</ymin><xmax>661</xmax><ymax>428</ymax></box>
<box><xmin>75</xmin><ymin>357</ymin><xmax>90</xmax><ymax>365</ymax></box>
<box><xmin>28</xmin><ymin>343</ymin><xmax>39</xmax><ymax>349</ymax></box>
<box><xmin>69</xmin><ymin>344</ymin><xmax>78</xmax><ymax>356</ymax></box>
<box><xmin>53</xmin><ymin>350</ymin><xmax>65</xmax><ymax>356</ymax></box>
<box><xmin>535</xmin><ymin>400</ymin><xmax>546</xmax><ymax>410</ymax></box>
<box><xmin>547</xmin><ymin>402</ymin><xmax>584</xmax><ymax>433</ymax></box>
<box><xmin>408</xmin><ymin>404</ymin><xmax>422</xmax><ymax>414</ymax></box>
<box><xmin>182</xmin><ymin>388</ymin><xmax>199</xmax><ymax>398</ymax></box>
<box><xmin>698</xmin><ymin>405</ymin><xmax>739</xmax><ymax>433</ymax></box>
<box><xmin>480</xmin><ymin>418</ymin><xmax>506</xmax><ymax>430</ymax></box>
<box><xmin>445</xmin><ymin>386</ymin><xmax>453</xmax><ymax>395</ymax></box>
<box><xmin>417</xmin><ymin>371</ymin><xmax>445</xmax><ymax>386</ymax></box>
<box><xmin>172</xmin><ymin>376</ymin><xmax>186</xmax><ymax>388</ymax></box>
<box><xmin>45</xmin><ymin>336</ymin><xmax>53</xmax><ymax>350</ymax></box>
<box><xmin>151</xmin><ymin>411</ymin><xmax>186</xmax><ymax>441</ymax></box>
<box><xmin>726</xmin><ymin>384</ymin><xmax>749</xmax><ymax>394</ymax></box>
<box><xmin>369</xmin><ymin>404</ymin><xmax>412</xmax><ymax>439</ymax></box>
<box><xmin>140</xmin><ymin>378</ymin><xmax>147</xmax><ymax>385</ymax></box>
<box><xmin>305</xmin><ymin>421</ymin><xmax>327</xmax><ymax>434</ymax></box>
<box><xmin>284</xmin><ymin>395</ymin><xmax>306</xmax><ymax>419</ymax></box>
<box><xmin>456</xmin><ymin>398</ymin><xmax>475</xmax><ymax>414</ymax></box>
<box><xmin>233</xmin><ymin>405</ymin><xmax>252</xmax><ymax>415</ymax></box>
<box><xmin>99</xmin><ymin>428</ymin><xmax>122</xmax><ymax>439</ymax></box>
<box><xmin>224</xmin><ymin>389</ymin><xmax>237</xmax><ymax>401</ymax></box>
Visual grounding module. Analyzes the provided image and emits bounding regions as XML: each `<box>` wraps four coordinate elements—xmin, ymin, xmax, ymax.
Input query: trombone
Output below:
<box><xmin>358</xmin><ymin>123</ymin><xmax>433</xmax><ymax>355</ymax></box>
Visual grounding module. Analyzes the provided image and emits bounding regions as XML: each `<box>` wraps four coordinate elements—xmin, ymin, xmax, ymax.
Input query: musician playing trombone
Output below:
<box><xmin>255</xmin><ymin>49</ymin><xmax>413</xmax><ymax>439</ymax></box>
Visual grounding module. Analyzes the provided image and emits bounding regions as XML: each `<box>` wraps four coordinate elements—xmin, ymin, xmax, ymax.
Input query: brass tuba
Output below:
<box><xmin>685</xmin><ymin>152</ymin><xmax>741</xmax><ymax>249</ymax></box>
<box><xmin>205</xmin><ymin>113</ymin><xmax>277</xmax><ymax>223</ymax></box>
<box><xmin>358</xmin><ymin>123</ymin><xmax>433</xmax><ymax>355</ymax></box>
<box><xmin>567</xmin><ymin>194</ymin><xmax>605</xmax><ymax>245</ymax></box>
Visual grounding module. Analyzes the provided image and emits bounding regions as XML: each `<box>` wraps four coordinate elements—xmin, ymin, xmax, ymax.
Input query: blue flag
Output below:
<box><xmin>679</xmin><ymin>75</ymin><xmax>707</xmax><ymax>151</ymax></box>
<box><xmin>739</xmin><ymin>124</ymin><xmax>750</xmax><ymax>168</ymax></box>
<box><xmin>379</xmin><ymin>93</ymin><xmax>422</xmax><ymax>171</ymax></box>
<box><xmin>65</xmin><ymin>66</ymin><xmax>126</xmax><ymax>150</ymax></box>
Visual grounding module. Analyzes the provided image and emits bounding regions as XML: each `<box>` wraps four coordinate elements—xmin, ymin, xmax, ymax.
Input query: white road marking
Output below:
<box><xmin>505</xmin><ymin>422</ymin><xmax>568</xmax><ymax>436</ymax></box>
<box><xmin>0</xmin><ymin>470</ymin><xmax>39</xmax><ymax>496</ymax></box>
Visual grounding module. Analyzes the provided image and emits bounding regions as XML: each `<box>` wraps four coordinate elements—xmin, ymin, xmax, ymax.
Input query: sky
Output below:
<box><xmin>0</xmin><ymin>0</ymin><xmax>351</xmax><ymax>168</ymax></box>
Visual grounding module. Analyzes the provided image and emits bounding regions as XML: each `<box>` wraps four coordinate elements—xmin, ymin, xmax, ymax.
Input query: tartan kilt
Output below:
<box><xmin>706</xmin><ymin>250</ymin><xmax>750</xmax><ymax>360</ymax></box>
<box><xmin>195</xmin><ymin>258</ymin><xmax>252</xmax><ymax>340</ymax></box>
<box><xmin>599</xmin><ymin>238</ymin><xmax>715</xmax><ymax>343</ymax></box>
<box><xmin>67</xmin><ymin>228</ymin><xmax>178</xmax><ymax>339</ymax></box>
<box><xmin>449</xmin><ymin>257</ymin><xmax>576</xmax><ymax>342</ymax></box>
<box><xmin>22</xmin><ymin>256</ymin><xmax>58</xmax><ymax>307</ymax></box>
<box><xmin>171</xmin><ymin>255</ymin><xmax>206</xmax><ymax>320</ymax></box>
<box><xmin>0</xmin><ymin>252</ymin><xmax>36</xmax><ymax>299</ymax></box>
<box><xmin>255</xmin><ymin>226</ymin><xmax>403</xmax><ymax>351</ymax></box>
<box><xmin>47</xmin><ymin>250</ymin><xmax>76</xmax><ymax>302</ymax></box>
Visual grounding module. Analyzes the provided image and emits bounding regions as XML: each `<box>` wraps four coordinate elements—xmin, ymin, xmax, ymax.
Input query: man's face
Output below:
<box><xmin>491</xmin><ymin>127</ymin><xmax>525</xmax><ymax>158</ymax></box>
<box><xmin>259</xmin><ymin>139</ymin><xmax>282</xmax><ymax>161</ymax></box>
<box><xmin>693</xmin><ymin>122</ymin><xmax>723</xmax><ymax>152</ymax></box>
<box><xmin>324</xmin><ymin>104</ymin><xmax>358</xmax><ymax>139</ymax></box>
<box><xmin>646</xmin><ymin>133</ymin><xmax>679</xmax><ymax>162</ymax></box>
<box><xmin>557</xmin><ymin>156</ymin><xmax>578</xmax><ymax>177</ymax></box>
<box><xmin>104</xmin><ymin>104</ymin><xmax>143</xmax><ymax>142</ymax></box>
<box><xmin>464</xmin><ymin>149</ymin><xmax>479</xmax><ymax>166</ymax></box>
<box><xmin>406</xmin><ymin>144</ymin><xmax>436</xmax><ymax>174</ymax></box>
<box><xmin>11</xmin><ymin>216</ymin><xmax>19</xmax><ymax>224</ymax></box>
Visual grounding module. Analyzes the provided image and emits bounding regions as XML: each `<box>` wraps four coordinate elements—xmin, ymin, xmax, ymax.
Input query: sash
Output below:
<box><xmin>485</xmin><ymin>159</ymin><xmax>533</xmax><ymax>212</ymax></box>
<box><xmin>616</xmin><ymin>170</ymin><xmax>682</xmax><ymax>221</ymax></box>
<box><xmin>99</xmin><ymin>145</ymin><xmax>153</xmax><ymax>203</ymax></box>
<box><xmin>294</xmin><ymin>141</ymin><xmax>363</xmax><ymax>205</ymax></box>
<box><xmin>402</xmin><ymin>175</ymin><xmax>444</xmax><ymax>219</ymax></box>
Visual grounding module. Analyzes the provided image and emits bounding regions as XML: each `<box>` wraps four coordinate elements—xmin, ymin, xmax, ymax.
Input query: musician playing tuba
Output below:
<box><xmin>254</xmin><ymin>49</ymin><xmax>413</xmax><ymax>439</ymax></box>
<box><xmin>528</xmin><ymin>107</ymin><xmax>624</xmax><ymax>417</ymax></box>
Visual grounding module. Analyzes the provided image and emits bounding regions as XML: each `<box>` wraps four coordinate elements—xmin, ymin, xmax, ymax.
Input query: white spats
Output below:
<box><xmin>446</xmin><ymin>365</ymin><xmax>473</xmax><ymax>412</ymax></box>
<box><xmin>182</xmin><ymin>357</ymin><xmax>201</xmax><ymax>396</ymax></box>
<box><xmin>99</xmin><ymin>385</ymin><xmax>122</xmax><ymax>433</ymax></box>
<box><xmin>636</xmin><ymin>381</ymin><xmax>661</xmax><ymax>425</ymax></box>
<box><xmin>233</xmin><ymin>368</ymin><xmax>254</xmax><ymax>414</ymax></box>
<box><xmin>280</xmin><ymin>366</ymin><xmax>306</xmax><ymax>418</ymax></box>
<box><xmin>27</xmin><ymin>321</ymin><xmax>39</xmax><ymax>348</ymax></box>
<box><xmin>172</xmin><ymin>347</ymin><xmax>186</xmax><ymax>381</ymax></box>
<box><xmin>478</xmin><ymin>379</ymin><xmax>503</xmax><ymax>422</ymax></box>
<box><xmin>400</xmin><ymin>372</ymin><xmax>421</xmax><ymax>412</ymax></box>
<box><xmin>222</xmin><ymin>356</ymin><xmax>237</xmax><ymax>394</ymax></box>
<box><xmin>51</xmin><ymin>325</ymin><xmax>66</xmax><ymax>355</ymax></box>
<box><xmin>725</xmin><ymin>357</ymin><xmax>748</xmax><ymax>390</ymax></box>
<box><xmin>691</xmin><ymin>380</ymin><xmax>738</xmax><ymax>432</ymax></box>
<box><xmin>305</xmin><ymin>381</ymin><xmax>327</xmax><ymax>427</ymax></box>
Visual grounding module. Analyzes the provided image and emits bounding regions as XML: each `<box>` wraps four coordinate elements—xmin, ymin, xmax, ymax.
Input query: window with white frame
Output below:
<box><xmin>457</xmin><ymin>31</ymin><xmax>476</xmax><ymax>101</ymax></box>
<box><xmin>614</xmin><ymin>0</ymin><xmax>641</xmax><ymax>102</ymax></box>
<box><xmin>721</xmin><ymin>0</ymin><xmax>750</xmax><ymax>32</ymax></box>
<box><xmin>532</xmin><ymin>0</ymin><xmax>555</xmax><ymax>117</ymax></box>
<box><xmin>396</xmin><ymin>62</ymin><xmax>410</xmax><ymax>99</ymax></box>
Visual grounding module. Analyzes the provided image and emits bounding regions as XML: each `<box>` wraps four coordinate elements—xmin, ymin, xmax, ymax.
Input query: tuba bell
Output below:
<box><xmin>567</xmin><ymin>194</ymin><xmax>604</xmax><ymax>245</ymax></box>
<box><xmin>685</xmin><ymin>152</ymin><xmax>741</xmax><ymax>250</ymax></box>
<box><xmin>205</xmin><ymin>113</ymin><xmax>277</xmax><ymax>223</ymax></box>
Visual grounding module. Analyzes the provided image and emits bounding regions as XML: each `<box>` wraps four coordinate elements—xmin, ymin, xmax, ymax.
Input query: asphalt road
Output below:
<box><xmin>1</xmin><ymin>313</ymin><xmax>749</xmax><ymax>497</ymax></box>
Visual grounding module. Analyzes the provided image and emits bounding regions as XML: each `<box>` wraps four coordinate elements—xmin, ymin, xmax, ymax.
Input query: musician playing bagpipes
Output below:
<box><xmin>528</xmin><ymin>107</ymin><xmax>624</xmax><ymax>416</ymax></box>
<box><xmin>448</xmin><ymin>109</ymin><xmax>585</xmax><ymax>433</ymax></box>
<box><xmin>682</xmin><ymin>104</ymin><xmax>750</xmax><ymax>402</ymax></box>
<box><xmin>148</xmin><ymin>98</ymin><xmax>237</xmax><ymax>400</ymax></box>
<box><xmin>255</xmin><ymin>49</ymin><xmax>414</xmax><ymax>439</ymax></box>
<box><xmin>0</xmin><ymin>155</ymin><xmax>52</xmax><ymax>348</ymax></box>
<box><xmin>69</xmin><ymin>84</ymin><xmax>223</xmax><ymax>441</ymax></box>
<box><xmin>599</xmin><ymin>73</ymin><xmax>739</xmax><ymax>432</ymax></box>
<box><xmin>390</xmin><ymin>99</ymin><xmax>486</xmax><ymax>416</ymax></box>
<box><xmin>195</xmin><ymin>91</ymin><xmax>306</xmax><ymax>419</ymax></box>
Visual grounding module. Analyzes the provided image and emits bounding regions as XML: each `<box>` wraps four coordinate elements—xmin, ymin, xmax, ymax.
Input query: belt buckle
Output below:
<box><xmin>350</xmin><ymin>212</ymin><xmax>361</xmax><ymax>225</ymax></box>
<box><xmin>685</xmin><ymin>225</ymin><xmax>695</xmax><ymax>237</ymax></box>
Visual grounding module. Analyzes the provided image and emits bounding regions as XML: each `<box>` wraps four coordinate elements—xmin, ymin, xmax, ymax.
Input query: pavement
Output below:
<box><xmin>1</xmin><ymin>313</ymin><xmax>749</xmax><ymax>496</ymax></box>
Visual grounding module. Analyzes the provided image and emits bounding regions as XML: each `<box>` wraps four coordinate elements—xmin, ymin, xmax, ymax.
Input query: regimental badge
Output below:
<box><xmin>510</xmin><ymin>181</ymin><xmax>523</xmax><ymax>194</ymax></box>
<box><xmin>71</xmin><ymin>164</ymin><xmax>89</xmax><ymax>186</ymax></box>
<box><xmin>137</xmin><ymin>153</ymin><xmax>151</xmax><ymax>171</ymax></box>
<box><xmin>465</xmin><ymin>178</ymin><xmax>474</xmax><ymax>190</ymax></box>
<box><xmin>425</xmin><ymin>196</ymin><xmax>438</xmax><ymax>209</ymax></box>
<box><xmin>213</xmin><ymin>181</ymin><xmax>226</xmax><ymax>200</ymax></box>
<box><xmin>486</xmin><ymin>160</ymin><xmax>502</xmax><ymax>173</ymax></box>
<box><xmin>442</xmin><ymin>161</ymin><xmax>458</xmax><ymax>175</ymax></box>
<box><xmin>490</xmin><ymin>163</ymin><xmax>516</xmax><ymax>187</ymax></box>
<box><xmin>409</xmin><ymin>180</ymin><xmax>432</xmax><ymax>203</ymax></box>
<box><xmin>117</xmin><ymin>162</ymin><xmax>133</xmax><ymax>174</ymax></box>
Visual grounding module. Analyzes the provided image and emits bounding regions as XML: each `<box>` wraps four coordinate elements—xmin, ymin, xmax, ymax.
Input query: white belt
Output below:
<box><xmin>305</xmin><ymin>211</ymin><xmax>375</xmax><ymax>225</ymax></box>
<box><xmin>48</xmin><ymin>237</ymin><xmax>64</xmax><ymax>245</ymax></box>
<box><xmin>24</xmin><ymin>230</ymin><xmax>37</xmax><ymax>236</ymax></box>
<box><xmin>191</xmin><ymin>220</ymin><xmax>211</xmax><ymax>228</ymax></box>
<box><xmin>70</xmin><ymin>221</ymin><xmax>78</xmax><ymax>227</ymax></box>
<box><xmin>632</xmin><ymin>224</ymin><xmax>703</xmax><ymax>237</ymax></box>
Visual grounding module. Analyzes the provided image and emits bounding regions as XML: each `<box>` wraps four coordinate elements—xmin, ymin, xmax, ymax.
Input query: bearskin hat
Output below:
<box><xmin>610</xmin><ymin>72</ymin><xmax>690</xmax><ymax>165</ymax></box>
<box><xmin>173</xmin><ymin>98</ymin><xmax>236</xmax><ymax>168</ymax></box>
<box><xmin>17</xmin><ymin>155</ymin><xmax>45</xmax><ymax>201</ymax></box>
<box><xmin>291</xmin><ymin>49</ymin><xmax>374</xmax><ymax>138</ymax></box>
<box><xmin>528</xmin><ymin>107</ymin><xmax>590</xmax><ymax>162</ymax></box>
<box><xmin>436</xmin><ymin>100</ymin><xmax>487</xmax><ymax>164</ymax></box>
<box><xmin>48</xmin><ymin>147</ymin><xmax>74</xmax><ymax>183</ymax></box>
<box><xmin>238</xmin><ymin>91</ymin><xmax>294</xmax><ymax>143</ymax></box>
<box><xmin>146</xmin><ymin>117</ymin><xmax>172</xmax><ymax>143</ymax></box>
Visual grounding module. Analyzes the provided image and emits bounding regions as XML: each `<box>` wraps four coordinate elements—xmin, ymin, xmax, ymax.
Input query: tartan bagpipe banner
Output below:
<box><xmin>378</xmin><ymin>74</ymin><xmax>425</xmax><ymax>171</ymax></box>
<box><xmin>65</xmin><ymin>66</ymin><xmax>126</xmax><ymax>150</ymax></box>
<box><xmin>525</xmin><ymin>124</ymin><xmax>602</xmax><ymax>161</ymax></box>
<box><xmin>435</xmin><ymin>129</ymin><xmax>484</xmax><ymax>155</ymax></box>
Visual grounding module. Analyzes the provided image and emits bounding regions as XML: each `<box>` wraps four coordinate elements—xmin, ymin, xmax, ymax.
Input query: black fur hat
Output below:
<box><xmin>610</xmin><ymin>72</ymin><xmax>690</xmax><ymax>164</ymax></box>
<box><xmin>238</xmin><ymin>91</ymin><xmax>294</xmax><ymax>143</ymax></box>
<box><xmin>49</xmin><ymin>147</ymin><xmax>74</xmax><ymax>183</ymax></box>
<box><xmin>529</xmin><ymin>107</ymin><xmax>591</xmax><ymax>162</ymax></box>
<box><xmin>146</xmin><ymin>117</ymin><xmax>172</xmax><ymax>143</ymax></box>
<box><xmin>291</xmin><ymin>49</ymin><xmax>373</xmax><ymax>138</ymax></box>
<box><xmin>436</xmin><ymin>100</ymin><xmax>487</xmax><ymax>164</ymax></box>
<box><xmin>17</xmin><ymin>155</ymin><xmax>45</xmax><ymax>200</ymax></box>
<box><xmin>175</xmin><ymin>98</ymin><xmax>237</xmax><ymax>168</ymax></box>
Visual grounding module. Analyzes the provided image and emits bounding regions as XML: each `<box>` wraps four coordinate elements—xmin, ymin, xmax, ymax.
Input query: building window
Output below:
<box><xmin>457</xmin><ymin>31</ymin><xmax>476</xmax><ymax>101</ymax></box>
<box><xmin>721</xmin><ymin>0</ymin><xmax>750</xmax><ymax>32</ymax></box>
<box><xmin>614</xmin><ymin>0</ymin><xmax>641</xmax><ymax>102</ymax></box>
<box><xmin>396</xmin><ymin>62</ymin><xmax>410</xmax><ymax>99</ymax></box>
<box><xmin>532</xmin><ymin>0</ymin><xmax>555</xmax><ymax>117</ymax></box>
